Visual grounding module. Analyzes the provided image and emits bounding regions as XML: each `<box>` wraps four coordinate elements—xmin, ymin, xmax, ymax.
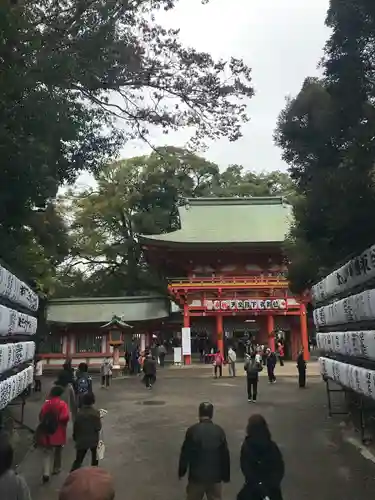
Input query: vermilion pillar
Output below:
<box><xmin>300</xmin><ymin>303</ymin><xmax>310</xmax><ymax>360</ymax></box>
<box><xmin>216</xmin><ymin>314</ymin><xmax>224</xmax><ymax>355</ymax></box>
<box><xmin>267</xmin><ymin>315</ymin><xmax>275</xmax><ymax>352</ymax></box>
<box><xmin>183</xmin><ymin>303</ymin><xmax>191</xmax><ymax>365</ymax></box>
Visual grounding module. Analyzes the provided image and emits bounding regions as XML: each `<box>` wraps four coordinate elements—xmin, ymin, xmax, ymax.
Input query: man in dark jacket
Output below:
<box><xmin>143</xmin><ymin>354</ymin><xmax>156</xmax><ymax>389</ymax></box>
<box><xmin>266</xmin><ymin>349</ymin><xmax>277</xmax><ymax>383</ymax></box>
<box><xmin>178</xmin><ymin>402</ymin><xmax>230</xmax><ymax>500</ymax></box>
<box><xmin>244</xmin><ymin>354</ymin><xmax>262</xmax><ymax>403</ymax></box>
<box><xmin>71</xmin><ymin>392</ymin><xmax>102</xmax><ymax>471</ymax></box>
<box><xmin>296</xmin><ymin>348</ymin><xmax>306</xmax><ymax>388</ymax></box>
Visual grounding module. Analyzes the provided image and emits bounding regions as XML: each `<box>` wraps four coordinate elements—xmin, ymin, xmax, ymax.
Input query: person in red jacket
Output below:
<box><xmin>37</xmin><ymin>385</ymin><xmax>70</xmax><ymax>484</ymax></box>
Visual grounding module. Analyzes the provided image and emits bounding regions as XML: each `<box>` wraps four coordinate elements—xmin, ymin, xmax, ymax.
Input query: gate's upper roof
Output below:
<box><xmin>139</xmin><ymin>197</ymin><xmax>292</xmax><ymax>247</ymax></box>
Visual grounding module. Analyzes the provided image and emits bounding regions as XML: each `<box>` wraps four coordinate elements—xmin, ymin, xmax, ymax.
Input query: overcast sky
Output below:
<box><xmin>76</xmin><ymin>0</ymin><xmax>331</xmax><ymax>189</ymax></box>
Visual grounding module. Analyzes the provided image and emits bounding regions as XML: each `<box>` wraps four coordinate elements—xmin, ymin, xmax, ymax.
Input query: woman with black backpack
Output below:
<box><xmin>36</xmin><ymin>385</ymin><xmax>70</xmax><ymax>484</ymax></box>
<box><xmin>237</xmin><ymin>414</ymin><xmax>284</xmax><ymax>500</ymax></box>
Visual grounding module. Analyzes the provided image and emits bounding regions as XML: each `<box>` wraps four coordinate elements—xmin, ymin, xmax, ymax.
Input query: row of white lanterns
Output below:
<box><xmin>0</xmin><ymin>366</ymin><xmax>34</xmax><ymax>410</ymax></box>
<box><xmin>0</xmin><ymin>304</ymin><xmax>37</xmax><ymax>337</ymax></box>
<box><xmin>312</xmin><ymin>244</ymin><xmax>375</xmax><ymax>304</ymax></box>
<box><xmin>0</xmin><ymin>265</ymin><xmax>39</xmax><ymax>312</ymax></box>
<box><xmin>317</xmin><ymin>331</ymin><xmax>375</xmax><ymax>360</ymax></box>
<box><xmin>0</xmin><ymin>341</ymin><xmax>35</xmax><ymax>375</ymax></box>
<box><xmin>313</xmin><ymin>289</ymin><xmax>375</xmax><ymax>328</ymax></box>
<box><xmin>319</xmin><ymin>357</ymin><xmax>375</xmax><ymax>401</ymax></box>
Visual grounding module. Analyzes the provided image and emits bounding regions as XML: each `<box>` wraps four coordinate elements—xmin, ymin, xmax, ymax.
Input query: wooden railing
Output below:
<box><xmin>168</xmin><ymin>275</ymin><xmax>289</xmax><ymax>288</ymax></box>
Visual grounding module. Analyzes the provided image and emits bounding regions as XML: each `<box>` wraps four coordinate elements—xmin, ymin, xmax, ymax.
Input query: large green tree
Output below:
<box><xmin>1</xmin><ymin>0</ymin><xmax>253</xmax><ymax>285</ymax></box>
<box><xmin>275</xmin><ymin>0</ymin><xmax>375</xmax><ymax>292</ymax></box>
<box><xmin>53</xmin><ymin>147</ymin><xmax>294</xmax><ymax>297</ymax></box>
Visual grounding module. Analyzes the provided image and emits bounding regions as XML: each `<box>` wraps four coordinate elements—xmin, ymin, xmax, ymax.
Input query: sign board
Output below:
<box><xmin>182</xmin><ymin>327</ymin><xmax>191</xmax><ymax>355</ymax></box>
<box><xmin>173</xmin><ymin>347</ymin><xmax>182</xmax><ymax>365</ymax></box>
<box><xmin>204</xmin><ymin>299</ymin><xmax>287</xmax><ymax>312</ymax></box>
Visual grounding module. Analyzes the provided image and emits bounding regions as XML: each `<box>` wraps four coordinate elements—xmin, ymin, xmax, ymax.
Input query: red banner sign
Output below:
<box><xmin>205</xmin><ymin>299</ymin><xmax>287</xmax><ymax>312</ymax></box>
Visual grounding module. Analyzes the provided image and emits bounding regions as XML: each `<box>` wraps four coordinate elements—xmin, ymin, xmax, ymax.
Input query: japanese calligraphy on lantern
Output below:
<box><xmin>313</xmin><ymin>289</ymin><xmax>375</xmax><ymax>328</ymax></box>
<box><xmin>0</xmin><ymin>265</ymin><xmax>39</xmax><ymax>312</ymax></box>
<box><xmin>0</xmin><ymin>304</ymin><xmax>37</xmax><ymax>336</ymax></box>
<box><xmin>0</xmin><ymin>341</ymin><xmax>35</xmax><ymax>375</ymax></box>
<box><xmin>204</xmin><ymin>299</ymin><xmax>287</xmax><ymax>312</ymax></box>
<box><xmin>0</xmin><ymin>366</ymin><xmax>34</xmax><ymax>410</ymax></box>
<box><xmin>317</xmin><ymin>331</ymin><xmax>375</xmax><ymax>360</ymax></box>
<box><xmin>319</xmin><ymin>357</ymin><xmax>375</xmax><ymax>401</ymax></box>
<box><xmin>312</xmin><ymin>244</ymin><xmax>375</xmax><ymax>305</ymax></box>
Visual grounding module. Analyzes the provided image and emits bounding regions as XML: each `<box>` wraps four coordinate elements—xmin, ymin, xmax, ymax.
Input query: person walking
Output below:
<box><xmin>71</xmin><ymin>393</ymin><xmax>102</xmax><ymax>471</ymax></box>
<box><xmin>178</xmin><ymin>402</ymin><xmax>230</xmax><ymax>500</ymax></box>
<box><xmin>0</xmin><ymin>434</ymin><xmax>31</xmax><ymax>500</ymax></box>
<box><xmin>56</xmin><ymin>359</ymin><xmax>77</xmax><ymax>420</ymax></box>
<box><xmin>227</xmin><ymin>347</ymin><xmax>237</xmax><ymax>377</ymax></box>
<box><xmin>143</xmin><ymin>353</ymin><xmax>156</xmax><ymax>389</ymax></box>
<box><xmin>296</xmin><ymin>349</ymin><xmax>307</xmax><ymax>388</ymax></box>
<box><xmin>75</xmin><ymin>363</ymin><xmax>93</xmax><ymax>409</ymax></box>
<box><xmin>266</xmin><ymin>349</ymin><xmax>277</xmax><ymax>383</ymax></box>
<box><xmin>36</xmin><ymin>385</ymin><xmax>70</xmax><ymax>483</ymax></box>
<box><xmin>158</xmin><ymin>344</ymin><xmax>167</xmax><ymax>367</ymax></box>
<box><xmin>100</xmin><ymin>358</ymin><xmax>112</xmax><ymax>389</ymax></box>
<box><xmin>237</xmin><ymin>414</ymin><xmax>284</xmax><ymax>500</ymax></box>
<box><xmin>213</xmin><ymin>350</ymin><xmax>224</xmax><ymax>379</ymax></box>
<box><xmin>244</xmin><ymin>354</ymin><xmax>262</xmax><ymax>403</ymax></box>
<box><xmin>34</xmin><ymin>357</ymin><xmax>43</xmax><ymax>393</ymax></box>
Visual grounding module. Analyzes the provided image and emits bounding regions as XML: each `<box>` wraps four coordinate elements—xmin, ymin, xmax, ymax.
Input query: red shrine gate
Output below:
<box><xmin>168</xmin><ymin>276</ymin><xmax>308</xmax><ymax>364</ymax></box>
<box><xmin>140</xmin><ymin>197</ymin><xmax>309</xmax><ymax>364</ymax></box>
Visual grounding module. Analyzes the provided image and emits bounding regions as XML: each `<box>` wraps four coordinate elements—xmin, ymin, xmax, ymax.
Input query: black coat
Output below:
<box><xmin>178</xmin><ymin>420</ymin><xmax>230</xmax><ymax>484</ymax></box>
<box><xmin>55</xmin><ymin>367</ymin><xmax>75</xmax><ymax>388</ymax></box>
<box><xmin>73</xmin><ymin>406</ymin><xmax>102</xmax><ymax>450</ymax></box>
<box><xmin>143</xmin><ymin>358</ymin><xmax>156</xmax><ymax>376</ymax></box>
<box><xmin>266</xmin><ymin>353</ymin><xmax>277</xmax><ymax>368</ymax></box>
<box><xmin>238</xmin><ymin>435</ymin><xmax>284</xmax><ymax>500</ymax></box>
<box><xmin>245</xmin><ymin>359</ymin><xmax>262</xmax><ymax>381</ymax></box>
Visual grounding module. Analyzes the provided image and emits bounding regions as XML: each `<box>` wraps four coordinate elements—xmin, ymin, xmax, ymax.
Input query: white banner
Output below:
<box><xmin>0</xmin><ymin>265</ymin><xmax>39</xmax><ymax>312</ymax></box>
<box><xmin>0</xmin><ymin>304</ymin><xmax>37</xmax><ymax>336</ymax></box>
<box><xmin>0</xmin><ymin>365</ymin><xmax>34</xmax><ymax>409</ymax></box>
<box><xmin>313</xmin><ymin>289</ymin><xmax>375</xmax><ymax>328</ymax></box>
<box><xmin>312</xmin><ymin>245</ymin><xmax>375</xmax><ymax>305</ymax></box>
<box><xmin>173</xmin><ymin>347</ymin><xmax>182</xmax><ymax>364</ymax></box>
<box><xmin>319</xmin><ymin>357</ymin><xmax>375</xmax><ymax>400</ymax></box>
<box><xmin>181</xmin><ymin>327</ymin><xmax>191</xmax><ymax>356</ymax></box>
<box><xmin>0</xmin><ymin>341</ymin><xmax>35</xmax><ymax>375</ymax></box>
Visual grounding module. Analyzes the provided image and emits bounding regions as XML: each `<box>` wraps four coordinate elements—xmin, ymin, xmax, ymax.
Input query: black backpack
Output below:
<box><xmin>40</xmin><ymin>406</ymin><xmax>59</xmax><ymax>435</ymax></box>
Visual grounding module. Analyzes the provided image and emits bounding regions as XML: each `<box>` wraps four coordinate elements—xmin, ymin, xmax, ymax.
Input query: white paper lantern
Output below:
<box><xmin>0</xmin><ymin>265</ymin><xmax>39</xmax><ymax>312</ymax></box>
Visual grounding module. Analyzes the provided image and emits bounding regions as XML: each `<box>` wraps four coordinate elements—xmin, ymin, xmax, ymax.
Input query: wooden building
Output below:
<box><xmin>140</xmin><ymin>197</ymin><xmax>309</xmax><ymax>363</ymax></box>
<box><xmin>43</xmin><ymin>296</ymin><xmax>170</xmax><ymax>369</ymax></box>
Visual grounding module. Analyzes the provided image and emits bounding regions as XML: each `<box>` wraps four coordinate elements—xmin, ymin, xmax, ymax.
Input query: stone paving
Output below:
<box><xmin>16</xmin><ymin>365</ymin><xmax>375</xmax><ymax>500</ymax></box>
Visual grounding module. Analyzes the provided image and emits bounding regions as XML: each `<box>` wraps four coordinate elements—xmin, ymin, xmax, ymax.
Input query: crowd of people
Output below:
<box><xmin>0</xmin><ymin>340</ymin><xmax>309</xmax><ymax>500</ymax></box>
<box><xmin>1</xmin><ymin>401</ymin><xmax>284</xmax><ymax>500</ymax></box>
<box><xmin>212</xmin><ymin>341</ymin><xmax>307</xmax><ymax>403</ymax></box>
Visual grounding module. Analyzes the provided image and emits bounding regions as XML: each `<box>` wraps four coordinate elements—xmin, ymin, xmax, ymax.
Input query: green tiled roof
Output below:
<box><xmin>139</xmin><ymin>197</ymin><xmax>292</xmax><ymax>246</ymax></box>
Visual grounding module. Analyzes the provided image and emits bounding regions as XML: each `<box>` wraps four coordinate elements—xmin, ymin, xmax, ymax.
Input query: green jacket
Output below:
<box><xmin>73</xmin><ymin>406</ymin><xmax>102</xmax><ymax>450</ymax></box>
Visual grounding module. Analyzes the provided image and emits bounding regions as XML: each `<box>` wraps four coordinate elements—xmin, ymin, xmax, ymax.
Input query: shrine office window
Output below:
<box><xmin>39</xmin><ymin>333</ymin><xmax>63</xmax><ymax>354</ymax></box>
<box><xmin>76</xmin><ymin>333</ymin><xmax>102</xmax><ymax>353</ymax></box>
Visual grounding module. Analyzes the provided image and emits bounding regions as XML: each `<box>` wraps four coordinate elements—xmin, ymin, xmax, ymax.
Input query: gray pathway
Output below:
<box><xmin>17</xmin><ymin>369</ymin><xmax>375</xmax><ymax>500</ymax></box>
